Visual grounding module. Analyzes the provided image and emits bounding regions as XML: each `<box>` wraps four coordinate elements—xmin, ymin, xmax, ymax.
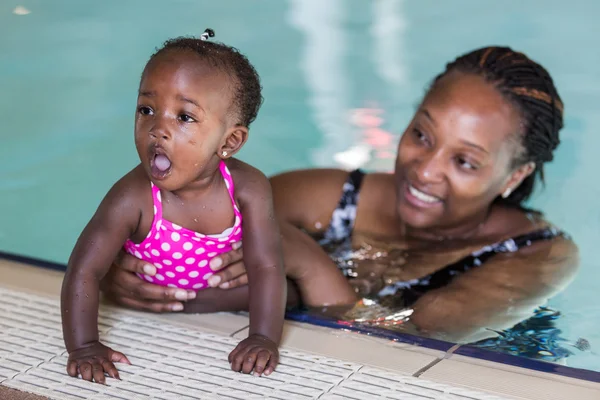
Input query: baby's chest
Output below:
<box><xmin>125</xmin><ymin>231</ymin><xmax>238</xmax><ymax>290</ymax></box>
<box><xmin>163</xmin><ymin>199</ymin><xmax>238</xmax><ymax>235</ymax></box>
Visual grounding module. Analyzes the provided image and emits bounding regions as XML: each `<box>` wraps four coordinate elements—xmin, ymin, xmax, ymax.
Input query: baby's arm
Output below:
<box><xmin>229</xmin><ymin>161</ymin><xmax>286</xmax><ymax>376</ymax></box>
<box><xmin>61</xmin><ymin>168</ymin><xmax>145</xmax><ymax>383</ymax></box>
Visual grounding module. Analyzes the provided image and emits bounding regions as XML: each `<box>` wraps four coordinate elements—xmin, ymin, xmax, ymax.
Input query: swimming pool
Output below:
<box><xmin>1</xmin><ymin>0</ymin><xmax>599</xmax><ymax>372</ymax></box>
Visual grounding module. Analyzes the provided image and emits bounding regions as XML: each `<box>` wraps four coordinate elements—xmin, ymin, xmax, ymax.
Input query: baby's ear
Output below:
<box><xmin>219</xmin><ymin>126</ymin><xmax>248</xmax><ymax>158</ymax></box>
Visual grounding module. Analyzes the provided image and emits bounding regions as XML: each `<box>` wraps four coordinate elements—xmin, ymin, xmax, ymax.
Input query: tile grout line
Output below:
<box><xmin>316</xmin><ymin>365</ymin><xmax>364</xmax><ymax>399</ymax></box>
<box><xmin>412</xmin><ymin>344</ymin><xmax>461</xmax><ymax>378</ymax></box>
<box><xmin>229</xmin><ymin>325</ymin><xmax>250</xmax><ymax>338</ymax></box>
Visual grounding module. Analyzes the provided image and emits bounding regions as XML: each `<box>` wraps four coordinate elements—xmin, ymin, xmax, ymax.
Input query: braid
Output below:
<box><xmin>146</xmin><ymin>35</ymin><xmax>263</xmax><ymax>127</ymax></box>
<box><xmin>433</xmin><ymin>46</ymin><xmax>564</xmax><ymax>209</ymax></box>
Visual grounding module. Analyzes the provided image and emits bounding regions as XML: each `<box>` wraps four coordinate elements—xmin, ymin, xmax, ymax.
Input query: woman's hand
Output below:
<box><xmin>206</xmin><ymin>242</ymin><xmax>249</xmax><ymax>289</ymax></box>
<box><xmin>100</xmin><ymin>251</ymin><xmax>197</xmax><ymax>312</ymax></box>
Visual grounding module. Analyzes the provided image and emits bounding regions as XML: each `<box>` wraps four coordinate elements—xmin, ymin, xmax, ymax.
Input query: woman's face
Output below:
<box><xmin>395</xmin><ymin>71</ymin><xmax>529</xmax><ymax>232</ymax></box>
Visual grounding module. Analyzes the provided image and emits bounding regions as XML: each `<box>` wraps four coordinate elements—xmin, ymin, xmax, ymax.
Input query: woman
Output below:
<box><xmin>101</xmin><ymin>46</ymin><xmax>578</xmax><ymax>344</ymax></box>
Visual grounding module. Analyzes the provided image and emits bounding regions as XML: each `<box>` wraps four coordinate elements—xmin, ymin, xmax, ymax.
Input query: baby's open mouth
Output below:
<box><xmin>150</xmin><ymin>152</ymin><xmax>172</xmax><ymax>180</ymax></box>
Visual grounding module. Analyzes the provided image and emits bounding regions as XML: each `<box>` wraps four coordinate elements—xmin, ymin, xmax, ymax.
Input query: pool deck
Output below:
<box><xmin>1</xmin><ymin>257</ymin><xmax>599</xmax><ymax>400</ymax></box>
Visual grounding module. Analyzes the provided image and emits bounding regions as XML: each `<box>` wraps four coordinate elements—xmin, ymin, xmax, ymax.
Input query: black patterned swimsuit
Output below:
<box><xmin>318</xmin><ymin>169</ymin><xmax>575</xmax><ymax>361</ymax></box>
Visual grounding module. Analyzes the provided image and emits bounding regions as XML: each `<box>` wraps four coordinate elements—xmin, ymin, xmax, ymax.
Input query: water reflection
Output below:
<box><xmin>288</xmin><ymin>0</ymin><xmax>408</xmax><ymax>170</ymax></box>
<box><xmin>288</xmin><ymin>0</ymin><xmax>356</xmax><ymax>167</ymax></box>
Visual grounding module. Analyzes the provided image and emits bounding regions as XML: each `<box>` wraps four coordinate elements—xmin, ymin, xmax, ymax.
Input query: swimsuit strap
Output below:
<box><xmin>395</xmin><ymin>228</ymin><xmax>567</xmax><ymax>304</ymax></box>
<box><xmin>150</xmin><ymin>181</ymin><xmax>163</xmax><ymax>219</ymax></box>
<box><xmin>321</xmin><ymin>169</ymin><xmax>365</xmax><ymax>243</ymax></box>
<box><xmin>430</xmin><ymin>228</ymin><xmax>566</xmax><ymax>290</ymax></box>
<box><xmin>219</xmin><ymin>160</ymin><xmax>242</xmax><ymax>219</ymax></box>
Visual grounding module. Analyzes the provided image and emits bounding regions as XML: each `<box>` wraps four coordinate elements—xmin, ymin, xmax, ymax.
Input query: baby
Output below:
<box><xmin>61</xmin><ymin>29</ymin><xmax>286</xmax><ymax>384</ymax></box>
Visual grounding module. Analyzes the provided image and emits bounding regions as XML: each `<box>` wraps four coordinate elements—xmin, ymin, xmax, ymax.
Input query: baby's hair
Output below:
<box><xmin>147</xmin><ymin>29</ymin><xmax>263</xmax><ymax>127</ymax></box>
<box><xmin>432</xmin><ymin>46</ymin><xmax>563</xmax><ymax>208</ymax></box>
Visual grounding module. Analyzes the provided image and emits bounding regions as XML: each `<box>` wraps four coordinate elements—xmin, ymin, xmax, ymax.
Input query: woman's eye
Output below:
<box><xmin>413</xmin><ymin>129</ymin><xmax>429</xmax><ymax>144</ymax></box>
<box><xmin>179</xmin><ymin>114</ymin><xmax>196</xmax><ymax>123</ymax></box>
<box><xmin>457</xmin><ymin>157</ymin><xmax>476</xmax><ymax>170</ymax></box>
<box><xmin>138</xmin><ymin>106</ymin><xmax>153</xmax><ymax>116</ymax></box>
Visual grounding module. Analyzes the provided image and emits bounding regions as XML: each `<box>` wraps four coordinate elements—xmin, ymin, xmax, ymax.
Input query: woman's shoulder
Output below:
<box><xmin>486</xmin><ymin>204</ymin><xmax>569</xmax><ymax>243</ymax></box>
<box><xmin>361</xmin><ymin>171</ymin><xmax>396</xmax><ymax>194</ymax></box>
<box><xmin>483</xmin><ymin>205</ymin><xmax>579</xmax><ymax>287</ymax></box>
<box><xmin>353</xmin><ymin>172</ymin><xmax>400</xmax><ymax>236</ymax></box>
<box><xmin>269</xmin><ymin>167</ymin><xmax>360</xmax><ymax>231</ymax></box>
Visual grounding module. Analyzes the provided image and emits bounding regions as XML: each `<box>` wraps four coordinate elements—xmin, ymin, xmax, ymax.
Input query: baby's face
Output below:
<box><xmin>135</xmin><ymin>50</ymin><xmax>233</xmax><ymax>191</ymax></box>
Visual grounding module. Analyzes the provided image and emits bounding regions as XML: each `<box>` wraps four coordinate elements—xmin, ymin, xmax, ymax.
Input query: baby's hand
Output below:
<box><xmin>66</xmin><ymin>341</ymin><xmax>131</xmax><ymax>384</ymax></box>
<box><xmin>228</xmin><ymin>334</ymin><xmax>279</xmax><ymax>376</ymax></box>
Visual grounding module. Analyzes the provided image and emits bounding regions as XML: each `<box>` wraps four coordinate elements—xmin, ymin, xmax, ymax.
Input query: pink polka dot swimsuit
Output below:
<box><xmin>124</xmin><ymin>160</ymin><xmax>242</xmax><ymax>290</ymax></box>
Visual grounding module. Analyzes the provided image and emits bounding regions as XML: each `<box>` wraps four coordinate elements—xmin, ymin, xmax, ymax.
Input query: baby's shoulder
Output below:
<box><xmin>224</xmin><ymin>158</ymin><xmax>271</xmax><ymax>200</ymax></box>
<box><xmin>89</xmin><ymin>165</ymin><xmax>150</xmax><ymax>238</ymax></box>
<box><xmin>107</xmin><ymin>164</ymin><xmax>151</xmax><ymax>203</ymax></box>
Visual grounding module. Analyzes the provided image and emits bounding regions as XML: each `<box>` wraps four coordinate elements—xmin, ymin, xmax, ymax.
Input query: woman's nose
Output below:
<box><xmin>414</xmin><ymin>152</ymin><xmax>444</xmax><ymax>184</ymax></box>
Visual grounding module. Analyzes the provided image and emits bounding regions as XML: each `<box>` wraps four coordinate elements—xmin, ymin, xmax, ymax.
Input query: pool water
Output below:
<box><xmin>1</xmin><ymin>0</ymin><xmax>599</xmax><ymax>371</ymax></box>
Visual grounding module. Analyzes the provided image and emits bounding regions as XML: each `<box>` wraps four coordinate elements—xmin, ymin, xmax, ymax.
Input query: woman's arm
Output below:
<box><xmin>408</xmin><ymin>236</ymin><xmax>579</xmax><ymax>343</ymax></box>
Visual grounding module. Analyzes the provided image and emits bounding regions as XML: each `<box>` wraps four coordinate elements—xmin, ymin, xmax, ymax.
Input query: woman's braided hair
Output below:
<box><xmin>433</xmin><ymin>46</ymin><xmax>564</xmax><ymax>208</ymax></box>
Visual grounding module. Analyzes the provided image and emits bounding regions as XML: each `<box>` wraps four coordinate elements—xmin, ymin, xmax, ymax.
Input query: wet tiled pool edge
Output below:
<box><xmin>285</xmin><ymin>311</ymin><xmax>600</xmax><ymax>383</ymax></box>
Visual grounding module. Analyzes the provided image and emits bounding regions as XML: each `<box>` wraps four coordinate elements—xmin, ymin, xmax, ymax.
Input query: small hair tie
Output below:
<box><xmin>200</xmin><ymin>28</ymin><xmax>215</xmax><ymax>41</ymax></box>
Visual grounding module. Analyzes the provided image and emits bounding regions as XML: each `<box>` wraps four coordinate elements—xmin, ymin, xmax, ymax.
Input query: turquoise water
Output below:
<box><xmin>2</xmin><ymin>0</ymin><xmax>599</xmax><ymax>370</ymax></box>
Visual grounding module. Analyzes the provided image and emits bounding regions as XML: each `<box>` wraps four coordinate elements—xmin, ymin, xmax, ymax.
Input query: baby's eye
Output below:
<box><xmin>179</xmin><ymin>114</ymin><xmax>196</xmax><ymax>123</ymax></box>
<box><xmin>137</xmin><ymin>106</ymin><xmax>153</xmax><ymax>116</ymax></box>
